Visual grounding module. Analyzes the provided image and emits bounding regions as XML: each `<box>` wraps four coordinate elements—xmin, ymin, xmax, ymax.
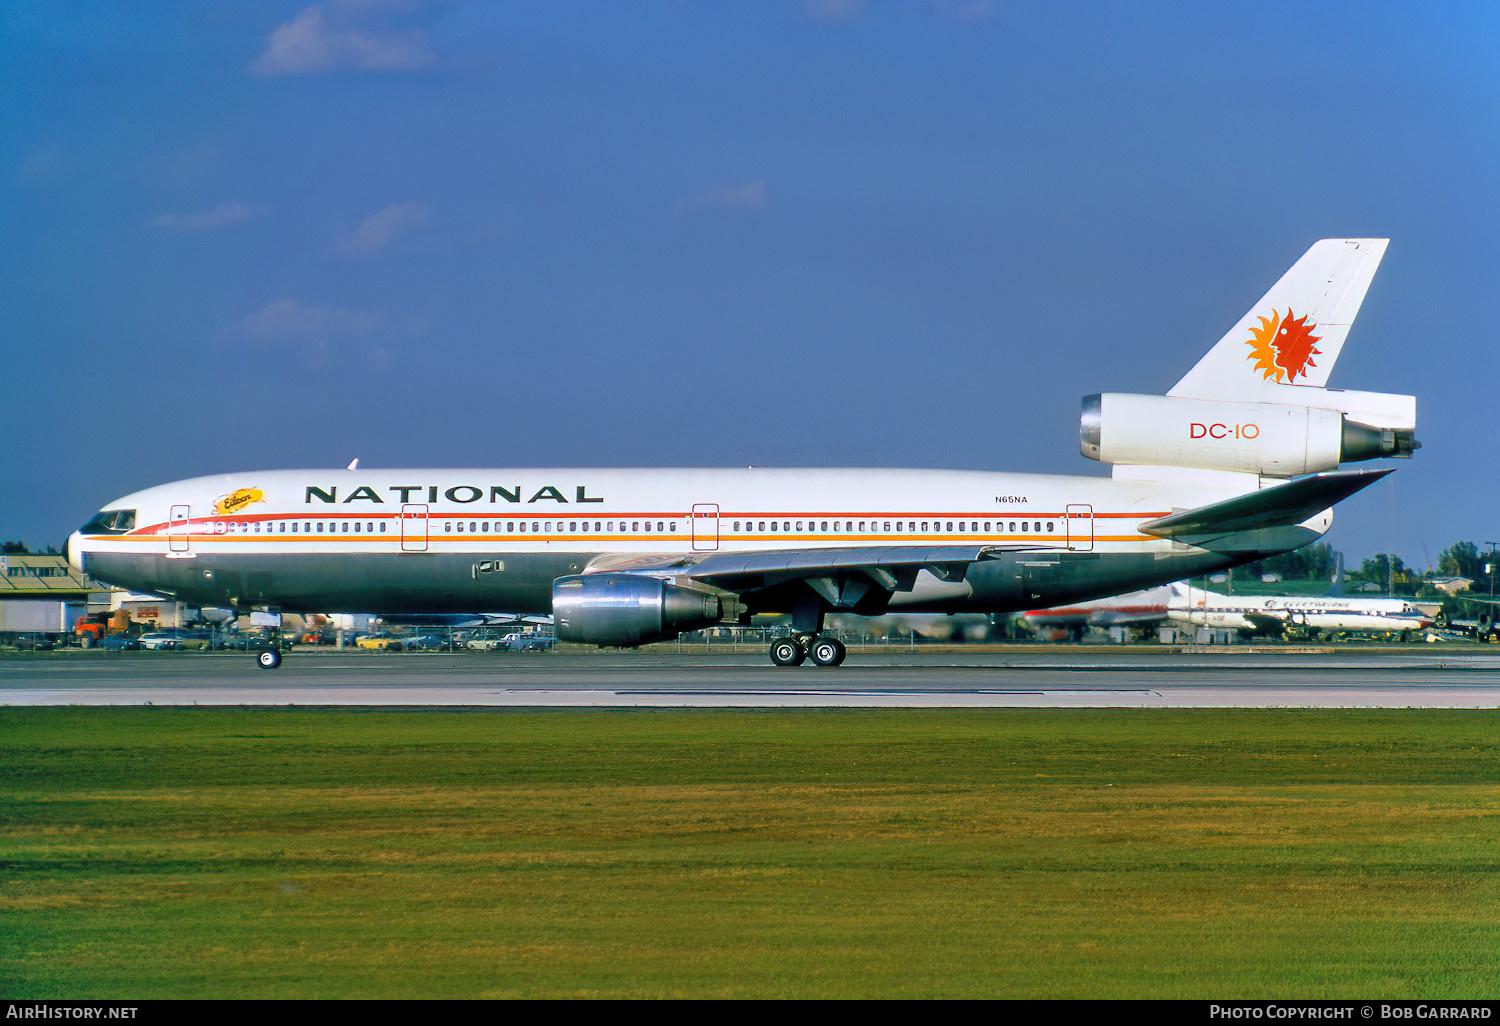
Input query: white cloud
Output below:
<box><xmin>222</xmin><ymin>300</ymin><xmax>395</xmax><ymax>358</ymax></box>
<box><xmin>252</xmin><ymin>1</ymin><xmax>454</xmax><ymax>76</ymax></box>
<box><xmin>17</xmin><ymin>145</ymin><xmax>66</xmax><ymax>182</ymax></box>
<box><xmin>675</xmin><ymin>180</ymin><xmax>768</xmax><ymax>212</ymax></box>
<box><xmin>333</xmin><ymin>201</ymin><xmax>432</xmax><ymax>255</ymax></box>
<box><xmin>148</xmin><ymin>201</ymin><xmax>262</xmax><ymax>231</ymax></box>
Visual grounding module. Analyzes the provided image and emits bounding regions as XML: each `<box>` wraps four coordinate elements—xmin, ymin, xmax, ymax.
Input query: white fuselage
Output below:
<box><xmin>1169</xmin><ymin>585</ymin><xmax>1431</xmax><ymax>633</ymax></box>
<box><xmin>68</xmin><ymin>466</ymin><xmax>1327</xmax><ymax>618</ymax></box>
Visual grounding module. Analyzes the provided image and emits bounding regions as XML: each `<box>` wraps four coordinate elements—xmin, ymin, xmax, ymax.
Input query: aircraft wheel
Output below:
<box><xmin>257</xmin><ymin>648</ymin><xmax>283</xmax><ymax>670</ymax></box>
<box><xmin>769</xmin><ymin>638</ymin><xmax>806</xmax><ymax>666</ymax></box>
<box><xmin>809</xmin><ymin>637</ymin><xmax>846</xmax><ymax>667</ymax></box>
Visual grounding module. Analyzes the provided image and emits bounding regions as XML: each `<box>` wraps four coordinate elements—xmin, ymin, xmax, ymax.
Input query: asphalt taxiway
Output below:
<box><xmin>4</xmin><ymin>649</ymin><xmax>1500</xmax><ymax>708</ymax></box>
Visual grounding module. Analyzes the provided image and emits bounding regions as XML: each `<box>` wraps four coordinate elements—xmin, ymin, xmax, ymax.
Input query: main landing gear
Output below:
<box><xmin>769</xmin><ymin>635</ymin><xmax>846</xmax><ymax>667</ymax></box>
<box><xmin>768</xmin><ymin>592</ymin><xmax>846</xmax><ymax>667</ymax></box>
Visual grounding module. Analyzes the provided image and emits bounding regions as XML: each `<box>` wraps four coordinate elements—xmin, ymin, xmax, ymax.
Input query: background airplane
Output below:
<box><xmin>1023</xmin><ymin>581</ymin><xmax>1432</xmax><ymax>641</ymax></box>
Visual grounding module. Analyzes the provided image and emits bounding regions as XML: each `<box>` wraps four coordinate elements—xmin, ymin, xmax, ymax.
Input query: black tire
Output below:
<box><xmin>79</xmin><ymin>635</ymin><xmax>94</xmax><ymax>649</ymax></box>
<box><xmin>809</xmin><ymin>637</ymin><xmax>846</xmax><ymax>667</ymax></box>
<box><xmin>257</xmin><ymin>648</ymin><xmax>282</xmax><ymax>670</ymax></box>
<box><xmin>769</xmin><ymin>638</ymin><xmax>806</xmax><ymax>666</ymax></box>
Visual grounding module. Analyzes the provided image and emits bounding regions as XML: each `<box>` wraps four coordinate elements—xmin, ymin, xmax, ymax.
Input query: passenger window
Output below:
<box><xmin>770</xmin><ymin>522</ymin><xmax>778</xmax><ymax>532</ymax></box>
<box><xmin>883</xmin><ymin>522</ymin><xmax>891</xmax><ymax>532</ymax></box>
<box><xmin>1046</xmin><ymin>522</ymin><xmax>1054</xmax><ymax>533</ymax></box>
<box><xmin>456</xmin><ymin>523</ymin><xmax>464</xmax><ymax>533</ymax></box>
<box><xmin>354</xmin><ymin>523</ymin><xmax>361</xmax><ymax>533</ymax></box>
<box><xmin>782</xmin><ymin>521</ymin><xmax>790</xmax><ymax>532</ymax></box>
<box><xmin>304</xmin><ymin>523</ymin><xmax>311</xmax><ymax>533</ymax></box>
<box><xmin>858</xmin><ymin>521</ymin><xmax>865</xmax><ymax>532</ymax></box>
<box><xmin>668</xmin><ymin>523</ymin><xmax>675</xmax><ymax>532</ymax></box>
<box><xmin>759</xmin><ymin>522</ymin><xmax>766</xmax><ymax>532</ymax></box>
<box><xmin>1008</xmin><ymin>522</ymin><xmax>1016</xmax><ymax>532</ymax></box>
<box><xmin>545</xmin><ymin>522</ymin><xmax>552</xmax><ymax>533</ymax></box>
<box><xmin>895</xmin><ymin>522</ymin><xmax>903</xmax><ymax>533</ymax></box>
<box><xmin>1021</xmin><ymin>522</ymin><xmax>1028</xmax><ymax>532</ymax></box>
<box><xmin>471</xmin><ymin>522</ymin><xmax>478</xmax><ymax>532</ymax></box>
<box><xmin>984</xmin><ymin>521</ymin><xmax>991</xmax><ymax>531</ymax></box>
<box><xmin>821</xmin><ymin>521</ymin><xmax>828</xmax><ymax>532</ymax></box>
<box><xmin>289</xmin><ymin>523</ymin><xmax>297</xmax><ymax>533</ymax></box>
<box><xmin>832</xmin><ymin>521</ymin><xmax>840</xmax><ymax>533</ymax></box>
<box><xmin>519</xmin><ymin>523</ymin><xmax>527</xmax><ymax>532</ymax></box>
<box><xmin>1034</xmin><ymin>522</ymin><xmax>1042</xmax><ymax>532</ymax></box>
<box><xmin>316</xmin><ymin>523</ymin><xmax>323</xmax><ymax>533</ymax></box>
<box><xmin>533</xmin><ymin>522</ymin><xmax>540</xmax><ymax>532</ymax></box>
<box><xmin>847</xmin><ymin>521</ymin><xmax>854</xmax><ymax>532</ymax></box>
<box><xmin>956</xmin><ymin>521</ymin><xmax>964</xmax><ymax>533</ymax></box>
<box><xmin>796</xmin><ymin>521</ymin><xmax>803</xmax><ymax>532</ymax></box>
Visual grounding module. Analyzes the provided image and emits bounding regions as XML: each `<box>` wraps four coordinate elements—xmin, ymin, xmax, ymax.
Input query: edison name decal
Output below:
<box><xmin>1245</xmin><ymin>308</ymin><xmax>1322</xmax><ymax>383</ymax></box>
<box><xmin>213</xmin><ymin>487</ymin><xmax>265</xmax><ymax>516</ymax></box>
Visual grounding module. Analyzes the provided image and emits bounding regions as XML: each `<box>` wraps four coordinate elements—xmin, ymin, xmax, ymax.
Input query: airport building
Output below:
<box><xmin>0</xmin><ymin>553</ymin><xmax>195</xmax><ymax>634</ymax></box>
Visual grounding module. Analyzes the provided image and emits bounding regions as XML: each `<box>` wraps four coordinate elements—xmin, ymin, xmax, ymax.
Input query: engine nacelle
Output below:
<box><xmin>1081</xmin><ymin>393</ymin><xmax>1418</xmax><ymax>476</ymax></box>
<box><xmin>552</xmin><ymin>573</ymin><xmax>726</xmax><ymax>647</ymax></box>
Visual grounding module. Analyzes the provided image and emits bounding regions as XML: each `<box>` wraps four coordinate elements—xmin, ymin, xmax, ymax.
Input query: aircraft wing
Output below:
<box><xmin>1138</xmin><ymin>468</ymin><xmax>1393</xmax><ymax>539</ymax></box>
<box><xmin>586</xmin><ymin>544</ymin><xmax>1042</xmax><ymax>594</ymax></box>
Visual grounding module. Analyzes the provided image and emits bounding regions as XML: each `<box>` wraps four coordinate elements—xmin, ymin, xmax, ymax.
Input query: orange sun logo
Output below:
<box><xmin>1245</xmin><ymin>308</ymin><xmax>1321</xmax><ymax>383</ymax></box>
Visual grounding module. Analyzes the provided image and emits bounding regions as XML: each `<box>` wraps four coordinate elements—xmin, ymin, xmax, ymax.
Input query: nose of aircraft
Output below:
<box><xmin>66</xmin><ymin>532</ymin><xmax>84</xmax><ymax>573</ymax></box>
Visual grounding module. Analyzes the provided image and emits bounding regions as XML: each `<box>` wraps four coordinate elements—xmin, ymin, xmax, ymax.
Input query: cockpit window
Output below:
<box><xmin>80</xmin><ymin>509</ymin><xmax>136</xmax><ymax>535</ymax></box>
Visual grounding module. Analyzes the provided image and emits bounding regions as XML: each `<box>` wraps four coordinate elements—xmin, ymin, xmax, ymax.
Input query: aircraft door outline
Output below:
<box><xmin>691</xmin><ymin>503</ymin><xmax>720</xmax><ymax>551</ymax></box>
<box><xmin>168</xmin><ymin>505</ymin><xmax>191</xmax><ymax>553</ymax></box>
<box><xmin>1065</xmin><ymin>504</ymin><xmax>1094</xmax><ymax>552</ymax></box>
<box><xmin>401</xmin><ymin>504</ymin><xmax>429</xmax><ymax>552</ymax></box>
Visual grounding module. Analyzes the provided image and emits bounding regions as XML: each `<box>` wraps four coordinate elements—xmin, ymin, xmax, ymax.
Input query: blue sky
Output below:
<box><xmin>3</xmin><ymin>1</ymin><xmax>1497</xmax><ymax>571</ymax></box>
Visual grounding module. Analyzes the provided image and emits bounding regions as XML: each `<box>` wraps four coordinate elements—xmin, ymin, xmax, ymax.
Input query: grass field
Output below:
<box><xmin>3</xmin><ymin>707</ymin><xmax>1500</xmax><ymax>999</ymax></box>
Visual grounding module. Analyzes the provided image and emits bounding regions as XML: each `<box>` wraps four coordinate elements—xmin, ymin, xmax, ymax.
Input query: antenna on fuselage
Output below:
<box><xmin>347</xmin><ymin>459</ymin><xmax>359</xmax><ymax>471</ymax></box>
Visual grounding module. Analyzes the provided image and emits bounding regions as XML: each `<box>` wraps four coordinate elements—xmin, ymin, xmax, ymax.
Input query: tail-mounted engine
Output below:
<box><xmin>1080</xmin><ymin>391</ymin><xmax>1418</xmax><ymax>476</ymax></box>
<box><xmin>553</xmin><ymin>573</ymin><xmax>729</xmax><ymax>647</ymax></box>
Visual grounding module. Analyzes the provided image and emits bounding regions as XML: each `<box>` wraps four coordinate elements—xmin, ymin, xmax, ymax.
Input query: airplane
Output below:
<box><xmin>1022</xmin><ymin>581</ymin><xmax>1432</xmax><ymax>642</ymax></box>
<box><xmin>1167</xmin><ymin>582</ymin><xmax>1433</xmax><ymax>639</ymax></box>
<box><xmin>68</xmin><ymin>238</ymin><xmax>1419</xmax><ymax>669</ymax></box>
<box><xmin>1019</xmin><ymin>586</ymin><xmax>1171</xmax><ymax>642</ymax></box>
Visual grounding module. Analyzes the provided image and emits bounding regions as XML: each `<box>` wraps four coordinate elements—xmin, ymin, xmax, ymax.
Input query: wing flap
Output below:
<box><xmin>585</xmin><ymin>544</ymin><xmax>1035</xmax><ymax>591</ymax></box>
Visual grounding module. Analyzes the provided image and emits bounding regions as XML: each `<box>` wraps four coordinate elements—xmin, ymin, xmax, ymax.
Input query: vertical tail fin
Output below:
<box><xmin>1169</xmin><ymin>238</ymin><xmax>1388</xmax><ymax>402</ymax></box>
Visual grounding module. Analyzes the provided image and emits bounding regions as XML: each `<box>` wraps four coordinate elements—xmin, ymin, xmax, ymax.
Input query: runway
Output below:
<box><xmin>4</xmin><ymin>649</ymin><xmax>1500</xmax><ymax>707</ymax></box>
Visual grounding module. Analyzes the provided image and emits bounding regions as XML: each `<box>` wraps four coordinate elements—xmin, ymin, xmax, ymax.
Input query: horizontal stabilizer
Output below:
<box><xmin>1138</xmin><ymin>468</ymin><xmax>1392</xmax><ymax>538</ymax></box>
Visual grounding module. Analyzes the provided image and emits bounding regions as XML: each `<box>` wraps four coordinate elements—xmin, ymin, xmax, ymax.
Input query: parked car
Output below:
<box><xmin>506</xmin><ymin>633</ymin><xmax>556</xmax><ymax>652</ymax></box>
<box><xmin>405</xmin><ymin>634</ymin><xmax>457</xmax><ymax>651</ymax></box>
<box><xmin>99</xmin><ymin>634</ymin><xmax>141</xmax><ymax>651</ymax></box>
<box><xmin>356</xmin><ymin>632</ymin><xmax>407</xmax><ymax>652</ymax></box>
<box><xmin>138</xmin><ymin>632</ymin><xmax>183</xmax><ymax>650</ymax></box>
<box><xmin>464</xmin><ymin>628</ymin><xmax>516</xmax><ymax>651</ymax></box>
<box><xmin>13</xmin><ymin>633</ymin><xmax>56</xmax><ymax>651</ymax></box>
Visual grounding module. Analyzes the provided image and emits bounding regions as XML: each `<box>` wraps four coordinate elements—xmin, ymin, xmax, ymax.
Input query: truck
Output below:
<box><xmin>73</xmin><ymin>611</ymin><xmax>127</xmax><ymax>647</ymax></box>
<box><xmin>0</xmin><ymin>600</ymin><xmax>86</xmax><ymax>642</ymax></box>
